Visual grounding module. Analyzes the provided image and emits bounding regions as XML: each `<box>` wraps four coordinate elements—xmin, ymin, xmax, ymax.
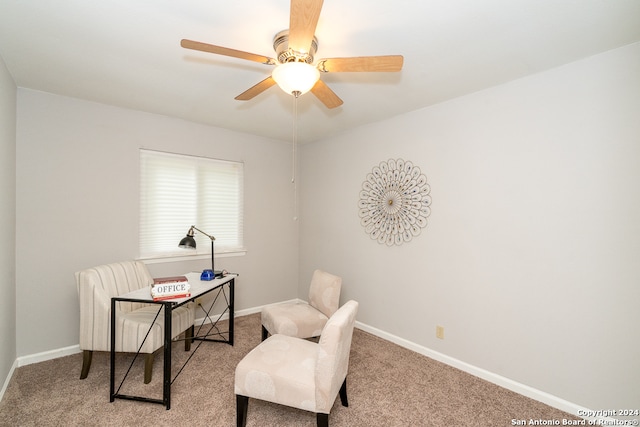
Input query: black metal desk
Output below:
<box><xmin>109</xmin><ymin>272</ymin><xmax>235</xmax><ymax>409</ymax></box>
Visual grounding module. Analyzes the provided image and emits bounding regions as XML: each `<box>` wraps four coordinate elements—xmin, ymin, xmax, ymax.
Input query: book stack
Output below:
<box><xmin>151</xmin><ymin>276</ymin><xmax>191</xmax><ymax>301</ymax></box>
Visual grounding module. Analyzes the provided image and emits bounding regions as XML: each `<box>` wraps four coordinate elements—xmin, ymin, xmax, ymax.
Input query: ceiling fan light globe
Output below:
<box><xmin>272</xmin><ymin>62</ymin><xmax>320</xmax><ymax>96</ymax></box>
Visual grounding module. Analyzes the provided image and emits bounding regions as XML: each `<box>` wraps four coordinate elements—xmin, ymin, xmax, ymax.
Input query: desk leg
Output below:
<box><xmin>110</xmin><ymin>298</ymin><xmax>116</xmax><ymax>402</ymax></box>
<box><xmin>229</xmin><ymin>278</ymin><xmax>235</xmax><ymax>346</ymax></box>
<box><xmin>163</xmin><ymin>302</ymin><xmax>172</xmax><ymax>410</ymax></box>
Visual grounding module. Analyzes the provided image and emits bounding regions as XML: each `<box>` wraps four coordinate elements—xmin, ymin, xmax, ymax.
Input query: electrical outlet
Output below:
<box><xmin>436</xmin><ymin>325</ymin><xmax>445</xmax><ymax>340</ymax></box>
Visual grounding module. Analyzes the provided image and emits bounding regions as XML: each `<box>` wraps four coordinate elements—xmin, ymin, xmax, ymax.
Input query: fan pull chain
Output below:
<box><xmin>292</xmin><ymin>90</ymin><xmax>301</xmax><ymax>221</ymax></box>
<box><xmin>292</xmin><ymin>91</ymin><xmax>299</xmax><ymax>184</ymax></box>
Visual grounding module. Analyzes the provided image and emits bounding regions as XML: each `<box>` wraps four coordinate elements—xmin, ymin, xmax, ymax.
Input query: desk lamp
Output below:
<box><xmin>179</xmin><ymin>226</ymin><xmax>222</xmax><ymax>279</ymax></box>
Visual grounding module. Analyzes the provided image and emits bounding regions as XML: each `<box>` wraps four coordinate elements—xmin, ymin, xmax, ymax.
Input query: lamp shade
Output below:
<box><xmin>272</xmin><ymin>62</ymin><xmax>320</xmax><ymax>95</ymax></box>
<box><xmin>179</xmin><ymin>226</ymin><xmax>197</xmax><ymax>249</ymax></box>
<box><xmin>178</xmin><ymin>234</ymin><xmax>196</xmax><ymax>249</ymax></box>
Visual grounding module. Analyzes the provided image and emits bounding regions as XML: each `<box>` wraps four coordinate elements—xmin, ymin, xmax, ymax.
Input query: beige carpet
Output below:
<box><xmin>0</xmin><ymin>313</ymin><xmax>579</xmax><ymax>426</ymax></box>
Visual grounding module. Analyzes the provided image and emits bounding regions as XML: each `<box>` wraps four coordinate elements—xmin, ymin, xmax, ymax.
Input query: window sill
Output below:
<box><xmin>139</xmin><ymin>250</ymin><xmax>247</xmax><ymax>265</ymax></box>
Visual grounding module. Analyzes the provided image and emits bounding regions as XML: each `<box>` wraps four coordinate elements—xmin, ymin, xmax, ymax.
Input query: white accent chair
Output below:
<box><xmin>261</xmin><ymin>269</ymin><xmax>342</xmax><ymax>341</ymax></box>
<box><xmin>235</xmin><ymin>300</ymin><xmax>359</xmax><ymax>427</ymax></box>
<box><xmin>75</xmin><ymin>261</ymin><xmax>195</xmax><ymax>383</ymax></box>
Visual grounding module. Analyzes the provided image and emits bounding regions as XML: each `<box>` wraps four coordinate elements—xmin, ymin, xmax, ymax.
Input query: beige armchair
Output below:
<box><xmin>261</xmin><ymin>269</ymin><xmax>342</xmax><ymax>341</ymax></box>
<box><xmin>236</xmin><ymin>300</ymin><xmax>359</xmax><ymax>427</ymax></box>
<box><xmin>75</xmin><ymin>260</ymin><xmax>195</xmax><ymax>383</ymax></box>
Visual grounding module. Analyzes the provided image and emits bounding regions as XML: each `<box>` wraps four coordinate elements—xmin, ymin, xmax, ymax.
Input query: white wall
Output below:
<box><xmin>9</xmin><ymin>40</ymin><xmax>640</xmax><ymax>413</ymax></box>
<box><xmin>299</xmin><ymin>42</ymin><xmax>640</xmax><ymax>410</ymax></box>
<box><xmin>0</xmin><ymin>53</ymin><xmax>17</xmax><ymax>394</ymax></box>
<box><xmin>15</xmin><ymin>90</ymin><xmax>298</xmax><ymax>356</ymax></box>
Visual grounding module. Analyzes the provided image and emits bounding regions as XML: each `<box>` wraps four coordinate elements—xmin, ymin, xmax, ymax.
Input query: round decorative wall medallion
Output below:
<box><xmin>358</xmin><ymin>158</ymin><xmax>432</xmax><ymax>246</ymax></box>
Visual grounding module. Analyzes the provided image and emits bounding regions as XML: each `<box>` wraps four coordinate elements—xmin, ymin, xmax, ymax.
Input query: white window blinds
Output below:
<box><xmin>139</xmin><ymin>149</ymin><xmax>244</xmax><ymax>259</ymax></box>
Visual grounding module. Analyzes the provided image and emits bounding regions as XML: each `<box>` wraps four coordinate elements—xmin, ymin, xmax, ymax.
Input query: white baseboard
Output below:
<box><xmin>0</xmin><ymin>358</ymin><xmax>17</xmax><ymax>403</ymax></box>
<box><xmin>194</xmin><ymin>299</ymin><xmax>299</xmax><ymax>325</ymax></box>
<box><xmin>355</xmin><ymin>320</ymin><xmax>596</xmax><ymax>420</ymax></box>
<box><xmin>5</xmin><ymin>301</ymin><xmax>598</xmax><ymax>422</ymax></box>
<box><xmin>16</xmin><ymin>344</ymin><xmax>81</xmax><ymax>368</ymax></box>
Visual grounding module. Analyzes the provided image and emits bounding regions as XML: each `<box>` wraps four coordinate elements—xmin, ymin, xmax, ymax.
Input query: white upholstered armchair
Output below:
<box><xmin>75</xmin><ymin>261</ymin><xmax>195</xmax><ymax>383</ymax></box>
<box><xmin>261</xmin><ymin>269</ymin><xmax>342</xmax><ymax>341</ymax></box>
<box><xmin>236</xmin><ymin>300</ymin><xmax>359</xmax><ymax>427</ymax></box>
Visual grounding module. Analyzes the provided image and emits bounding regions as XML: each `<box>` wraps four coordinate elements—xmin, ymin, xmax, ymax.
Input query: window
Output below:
<box><xmin>139</xmin><ymin>149</ymin><xmax>244</xmax><ymax>260</ymax></box>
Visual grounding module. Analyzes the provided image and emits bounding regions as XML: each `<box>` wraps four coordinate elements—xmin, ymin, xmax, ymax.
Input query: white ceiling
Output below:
<box><xmin>1</xmin><ymin>0</ymin><xmax>639</xmax><ymax>143</ymax></box>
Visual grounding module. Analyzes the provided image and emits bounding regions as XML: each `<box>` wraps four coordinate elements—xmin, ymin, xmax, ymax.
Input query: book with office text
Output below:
<box><xmin>151</xmin><ymin>278</ymin><xmax>191</xmax><ymax>301</ymax></box>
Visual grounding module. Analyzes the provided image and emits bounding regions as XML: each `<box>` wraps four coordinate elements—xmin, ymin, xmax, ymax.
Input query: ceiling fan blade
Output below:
<box><xmin>289</xmin><ymin>0</ymin><xmax>323</xmax><ymax>53</ymax></box>
<box><xmin>317</xmin><ymin>55</ymin><xmax>404</xmax><ymax>73</ymax></box>
<box><xmin>310</xmin><ymin>79</ymin><xmax>343</xmax><ymax>109</ymax></box>
<box><xmin>181</xmin><ymin>39</ymin><xmax>276</xmax><ymax>65</ymax></box>
<box><xmin>235</xmin><ymin>76</ymin><xmax>277</xmax><ymax>101</ymax></box>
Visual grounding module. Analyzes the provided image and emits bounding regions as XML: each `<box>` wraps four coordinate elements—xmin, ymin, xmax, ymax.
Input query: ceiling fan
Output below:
<box><xmin>180</xmin><ymin>0</ymin><xmax>403</xmax><ymax>109</ymax></box>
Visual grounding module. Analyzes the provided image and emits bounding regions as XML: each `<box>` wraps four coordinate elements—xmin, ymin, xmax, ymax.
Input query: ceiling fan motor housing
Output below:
<box><xmin>273</xmin><ymin>29</ymin><xmax>318</xmax><ymax>64</ymax></box>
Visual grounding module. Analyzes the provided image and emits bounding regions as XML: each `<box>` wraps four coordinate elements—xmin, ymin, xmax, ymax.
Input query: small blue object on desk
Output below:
<box><xmin>200</xmin><ymin>269</ymin><xmax>214</xmax><ymax>281</ymax></box>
